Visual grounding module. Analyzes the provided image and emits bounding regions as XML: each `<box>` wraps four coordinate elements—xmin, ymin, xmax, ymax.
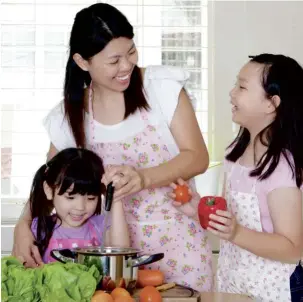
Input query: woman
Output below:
<box><xmin>13</xmin><ymin>3</ymin><xmax>212</xmax><ymax>291</ymax></box>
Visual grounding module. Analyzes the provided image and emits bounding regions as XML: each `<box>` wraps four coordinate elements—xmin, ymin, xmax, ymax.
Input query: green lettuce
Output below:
<box><xmin>1</xmin><ymin>256</ymin><xmax>101</xmax><ymax>302</ymax></box>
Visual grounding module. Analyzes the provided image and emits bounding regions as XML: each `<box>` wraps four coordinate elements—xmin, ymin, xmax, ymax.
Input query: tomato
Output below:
<box><xmin>198</xmin><ymin>196</ymin><xmax>227</xmax><ymax>229</ymax></box>
<box><xmin>111</xmin><ymin>287</ymin><xmax>130</xmax><ymax>300</ymax></box>
<box><xmin>91</xmin><ymin>291</ymin><xmax>114</xmax><ymax>302</ymax></box>
<box><xmin>115</xmin><ymin>296</ymin><xmax>135</xmax><ymax>302</ymax></box>
<box><xmin>137</xmin><ymin>270</ymin><xmax>164</xmax><ymax>288</ymax></box>
<box><xmin>139</xmin><ymin>286</ymin><xmax>162</xmax><ymax>302</ymax></box>
<box><xmin>173</xmin><ymin>184</ymin><xmax>191</xmax><ymax>204</ymax></box>
<box><xmin>117</xmin><ymin>277</ymin><xmax>126</xmax><ymax>288</ymax></box>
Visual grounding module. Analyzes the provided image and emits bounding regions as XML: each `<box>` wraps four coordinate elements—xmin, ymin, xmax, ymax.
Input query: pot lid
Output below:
<box><xmin>73</xmin><ymin>246</ymin><xmax>141</xmax><ymax>256</ymax></box>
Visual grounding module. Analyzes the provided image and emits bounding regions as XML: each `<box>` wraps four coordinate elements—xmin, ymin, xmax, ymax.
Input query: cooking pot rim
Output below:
<box><xmin>72</xmin><ymin>246</ymin><xmax>142</xmax><ymax>256</ymax></box>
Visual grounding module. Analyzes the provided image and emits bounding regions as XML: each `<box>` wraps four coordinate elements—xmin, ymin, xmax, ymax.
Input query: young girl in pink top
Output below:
<box><xmin>172</xmin><ymin>54</ymin><xmax>303</xmax><ymax>301</ymax></box>
<box><xmin>30</xmin><ymin>148</ymin><xmax>129</xmax><ymax>263</ymax></box>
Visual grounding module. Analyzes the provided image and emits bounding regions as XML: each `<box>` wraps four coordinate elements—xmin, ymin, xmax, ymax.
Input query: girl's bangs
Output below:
<box><xmin>56</xmin><ymin>161</ymin><xmax>102</xmax><ymax>196</ymax></box>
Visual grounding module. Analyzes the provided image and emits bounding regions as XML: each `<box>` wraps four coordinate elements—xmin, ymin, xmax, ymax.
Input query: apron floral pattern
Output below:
<box><xmin>216</xmin><ymin>162</ymin><xmax>296</xmax><ymax>301</ymax></box>
<box><xmin>87</xmin><ymin>87</ymin><xmax>213</xmax><ymax>291</ymax></box>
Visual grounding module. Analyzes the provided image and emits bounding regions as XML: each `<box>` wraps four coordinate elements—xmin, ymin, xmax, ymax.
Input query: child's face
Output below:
<box><xmin>229</xmin><ymin>62</ymin><xmax>274</xmax><ymax>130</ymax></box>
<box><xmin>49</xmin><ymin>184</ymin><xmax>99</xmax><ymax>228</ymax></box>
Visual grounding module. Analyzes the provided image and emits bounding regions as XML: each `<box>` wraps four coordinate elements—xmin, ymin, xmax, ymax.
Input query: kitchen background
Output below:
<box><xmin>1</xmin><ymin>1</ymin><xmax>303</xmax><ymax>267</ymax></box>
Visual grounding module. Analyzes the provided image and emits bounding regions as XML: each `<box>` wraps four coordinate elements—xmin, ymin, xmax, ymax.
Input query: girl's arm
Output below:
<box><xmin>105</xmin><ymin>201</ymin><xmax>130</xmax><ymax>248</ymax></box>
<box><xmin>210</xmin><ymin>186</ymin><xmax>302</xmax><ymax>264</ymax></box>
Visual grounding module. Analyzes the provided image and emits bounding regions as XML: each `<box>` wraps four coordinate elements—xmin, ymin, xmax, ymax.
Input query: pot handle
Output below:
<box><xmin>50</xmin><ymin>249</ymin><xmax>77</xmax><ymax>263</ymax></box>
<box><xmin>127</xmin><ymin>253</ymin><xmax>164</xmax><ymax>268</ymax></box>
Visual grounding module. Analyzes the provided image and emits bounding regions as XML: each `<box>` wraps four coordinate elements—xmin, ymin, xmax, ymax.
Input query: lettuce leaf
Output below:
<box><xmin>1</xmin><ymin>256</ymin><xmax>101</xmax><ymax>302</ymax></box>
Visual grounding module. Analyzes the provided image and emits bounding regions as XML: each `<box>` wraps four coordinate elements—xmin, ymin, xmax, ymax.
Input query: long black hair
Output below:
<box><xmin>64</xmin><ymin>3</ymin><xmax>149</xmax><ymax>147</ymax></box>
<box><xmin>29</xmin><ymin>148</ymin><xmax>105</xmax><ymax>257</ymax></box>
<box><xmin>226</xmin><ymin>54</ymin><xmax>303</xmax><ymax>187</ymax></box>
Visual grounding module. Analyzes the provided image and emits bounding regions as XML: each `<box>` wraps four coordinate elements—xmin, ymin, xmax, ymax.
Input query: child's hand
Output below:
<box><xmin>168</xmin><ymin>178</ymin><xmax>197</xmax><ymax>218</ymax></box>
<box><xmin>207</xmin><ymin>210</ymin><xmax>238</xmax><ymax>241</ymax></box>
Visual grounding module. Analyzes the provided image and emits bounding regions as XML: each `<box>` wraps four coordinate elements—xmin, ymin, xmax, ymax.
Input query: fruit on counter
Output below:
<box><xmin>173</xmin><ymin>184</ymin><xmax>191</xmax><ymax>204</ymax></box>
<box><xmin>115</xmin><ymin>296</ymin><xmax>135</xmax><ymax>302</ymax></box>
<box><xmin>100</xmin><ymin>276</ymin><xmax>127</xmax><ymax>291</ymax></box>
<box><xmin>139</xmin><ymin>286</ymin><xmax>162</xmax><ymax>302</ymax></box>
<box><xmin>91</xmin><ymin>291</ymin><xmax>114</xmax><ymax>302</ymax></box>
<box><xmin>117</xmin><ymin>277</ymin><xmax>126</xmax><ymax>288</ymax></box>
<box><xmin>111</xmin><ymin>287</ymin><xmax>131</xmax><ymax>300</ymax></box>
<box><xmin>137</xmin><ymin>270</ymin><xmax>165</xmax><ymax>288</ymax></box>
<box><xmin>101</xmin><ymin>276</ymin><xmax>112</xmax><ymax>290</ymax></box>
<box><xmin>198</xmin><ymin>196</ymin><xmax>227</xmax><ymax>229</ymax></box>
<box><xmin>106</xmin><ymin>279</ymin><xmax>116</xmax><ymax>291</ymax></box>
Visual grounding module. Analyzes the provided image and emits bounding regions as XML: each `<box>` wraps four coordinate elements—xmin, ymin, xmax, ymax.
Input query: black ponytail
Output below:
<box><xmin>29</xmin><ymin>164</ymin><xmax>56</xmax><ymax>256</ymax></box>
<box><xmin>64</xmin><ymin>57</ymin><xmax>91</xmax><ymax>148</ymax></box>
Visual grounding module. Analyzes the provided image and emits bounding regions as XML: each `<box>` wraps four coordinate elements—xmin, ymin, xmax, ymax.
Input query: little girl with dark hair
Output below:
<box><xmin>29</xmin><ymin>148</ymin><xmax>129</xmax><ymax>263</ymax></box>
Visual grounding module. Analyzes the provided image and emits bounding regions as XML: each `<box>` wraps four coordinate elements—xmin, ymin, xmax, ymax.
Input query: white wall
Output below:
<box><xmin>210</xmin><ymin>1</ymin><xmax>303</xmax><ymax>161</ymax></box>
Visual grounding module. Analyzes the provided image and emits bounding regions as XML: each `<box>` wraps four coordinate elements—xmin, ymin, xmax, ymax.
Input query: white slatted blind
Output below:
<box><xmin>0</xmin><ymin>0</ymin><xmax>208</xmax><ymax>221</ymax></box>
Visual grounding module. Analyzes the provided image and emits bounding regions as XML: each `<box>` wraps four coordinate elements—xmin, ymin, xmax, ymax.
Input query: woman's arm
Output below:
<box><xmin>104</xmin><ymin>89</ymin><xmax>209</xmax><ymax>200</ymax></box>
<box><xmin>142</xmin><ymin>88</ymin><xmax>209</xmax><ymax>188</ymax></box>
<box><xmin>105</xmin><ymin>201</ymin><xmax>130</xmax><ymax>247</ymax></box>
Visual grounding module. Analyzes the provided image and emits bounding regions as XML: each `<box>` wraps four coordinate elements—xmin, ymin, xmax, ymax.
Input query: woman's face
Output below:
<box><xmin>78</xmin><ymin>37</ymin><xmax>138</xmax><ymax>93</ymax></box>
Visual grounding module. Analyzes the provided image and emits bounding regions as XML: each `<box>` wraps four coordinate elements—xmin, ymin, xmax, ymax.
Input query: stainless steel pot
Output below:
<box><xmin>51</xmin><ymin>246</ymin><xmax>164</xmax><ymax>291</ymax></box>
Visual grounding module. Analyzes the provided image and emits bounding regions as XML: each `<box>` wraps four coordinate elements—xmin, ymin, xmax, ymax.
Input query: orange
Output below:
<box><xmin>139</xmin><ymin>286</ymin><xmax>162</xmax><ymax>302</ymax></box>
<box><xmin>91</xmin><ymin>290</ymin><xmax>114</xmax><ymax>302</ymax></box>
<box><xmin>111</xmin><ymin>287</ymin><xmax>130</xmax><ymax>300</ymax></box>
<box><xmin>115</xmin><ymin>296</ymin><xmax>135</xmax><ymax>302</ymax></box>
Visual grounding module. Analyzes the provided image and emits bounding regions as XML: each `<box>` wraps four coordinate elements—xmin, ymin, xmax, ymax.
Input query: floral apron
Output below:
<box><xmin>216</xmin><ymin>162</ymin><xmax>296</xmax><ymax>301</ymax></box>
<box><xmin>87</xmin><ymin>87</ymin><xmax>213</xmax><ymax>291</ymax></box>
<box><xmin>44</xmin><ymin>221</ymin><xmax>100</xmax><ymax>263</ymax></box>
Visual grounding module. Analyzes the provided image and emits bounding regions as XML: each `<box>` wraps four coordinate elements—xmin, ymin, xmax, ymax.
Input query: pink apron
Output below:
<box><xmin>216</xmin><ymin>161</ymin><xmax>296</xmax><ymax>301</ymax></box>
<box><xmin>87</xmin><ymin>87</ymin><xmax>213</xmax><ymax>291</ymax></box>
<box><xmin>44</xmin><ymin>220</ymin><xmax>100</xmax><ymax>263</ymax></box>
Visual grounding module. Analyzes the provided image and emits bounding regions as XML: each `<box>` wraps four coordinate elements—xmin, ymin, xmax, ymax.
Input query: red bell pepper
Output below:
<box><xmin>198</xmin><ymin>196</ymin><xmax>227</xmax><ymax>229</ymax></box>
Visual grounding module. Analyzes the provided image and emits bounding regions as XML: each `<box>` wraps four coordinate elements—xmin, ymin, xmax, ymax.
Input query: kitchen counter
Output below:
<box><xmin>134</xmin><ymin>285</ymin><xmax>252</xmax><ymax>301</ymax></box>
<box><xmin>200</xmin><ymin>292</ymin><xmax>252</xmax><ymax>301</ymax></box>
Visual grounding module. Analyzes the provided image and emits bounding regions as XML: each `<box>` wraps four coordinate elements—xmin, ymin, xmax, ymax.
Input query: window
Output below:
<box><xmin>0</xmin><ymin>0</ymin><xmax>209</xmax><ymax>225</ymax></box>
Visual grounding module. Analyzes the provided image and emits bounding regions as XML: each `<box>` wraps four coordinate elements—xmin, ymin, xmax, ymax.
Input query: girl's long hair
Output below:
<box><xmin>29</xmin><ymin>148</ymin><xmax>105</xmax><ymax>257</ymax></box>
<box><xmin>226</xmin><ymin>54</ymin><xmax>303</xmax><ymax>187</ymax></box>
<box><xmin>64</xmin><ymin>3</ymin><xmax>149</xmax><ymax>147</ymax></box>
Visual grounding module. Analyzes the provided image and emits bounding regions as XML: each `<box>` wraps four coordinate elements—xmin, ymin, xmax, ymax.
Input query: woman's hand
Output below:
<box><xmin>102</xmin><ymin>165</ymin><xmax>145</xmax><ymax>201</ymax></box>
<box><xmin>12</xmin><ymin>220</ymin><xmax>43</xmax><ymax>268</ymax></box>
<box><xmin>168</xmin><ymin>178</ymin><xmax>198</xmax><ymax>218</ymax></box>
<box><xmin>207</xmin><ymin>210</ymin><xmax>239</xmax><ymax>241</ymax></box>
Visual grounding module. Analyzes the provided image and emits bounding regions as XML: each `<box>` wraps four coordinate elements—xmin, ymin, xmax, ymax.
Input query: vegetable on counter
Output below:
<box><xmin>91</xmin><ymin>291</ymin><xmax>113</xmax><ymax>302</ymax></box>
<box><xmin>137</xmin><ymin>270</ymin><xmax>164</xmax><ymax>288</ymax></box>
<box><xmin>139</xmin><ymin>286</ymin><xmax>162</xmax><ymax>302</ymax></box>
<box><xmin>91</xmin><ymin>288</ymin><xmax>135</xmax><ymax>302</ymax></box>
<box><xmin>198</xmin><ymin>196</ymin><xmax>227</xmax><ymax>229</ymax></box>
<box><xmin>2</xmin><ymin>256</ymin><xmax>101</xmax><ymax>302</ymax></box>
<box><xmin>173</xmin><ymin>184</ymin><xmax>191</xmax><ymax>204</ymax></box>
<box><xmin>111</xmin><ymin>288</ymin><xmax>131</xmax><ymax>300</ymax></box>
